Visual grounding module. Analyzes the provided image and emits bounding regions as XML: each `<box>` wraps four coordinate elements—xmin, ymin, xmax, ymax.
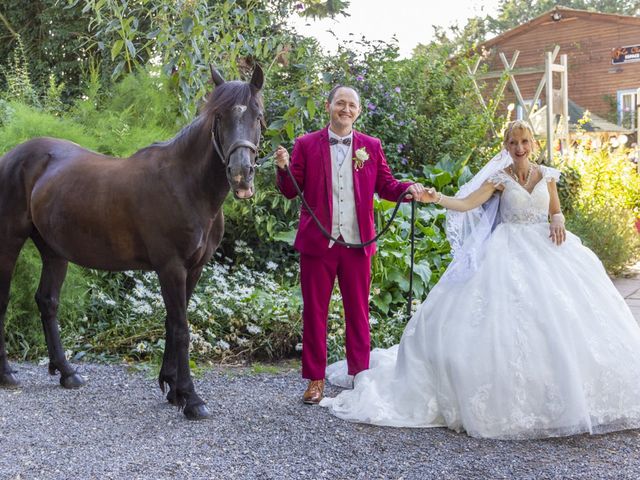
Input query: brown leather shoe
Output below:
<box><xmin>302</xmin><ymin>379</ymin><xmax>325</xmax><ymax>405</ymax></box>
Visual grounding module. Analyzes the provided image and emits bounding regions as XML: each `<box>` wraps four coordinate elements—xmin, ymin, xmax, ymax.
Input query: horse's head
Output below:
<box><xmin>209</xmin><ymin>65</ymin><xmax>264</xmax><ymax>199</ymax></box>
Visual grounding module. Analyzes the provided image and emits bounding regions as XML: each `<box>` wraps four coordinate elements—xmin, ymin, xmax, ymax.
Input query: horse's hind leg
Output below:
<box><xmin>0</xmin><ymin>239</ymin><xmax>27</xmax><ymax>387</ymax></box>
<box><xmin>32</xmin><ymin>233</ymin><xmax>85</xmax><ymax>389</ymax></box>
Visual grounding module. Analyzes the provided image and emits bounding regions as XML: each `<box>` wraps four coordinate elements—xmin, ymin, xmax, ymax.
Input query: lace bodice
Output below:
<box><xmin>488</xmin><ymin>166</ymin><xmax>560</xmax><ymax>224</ymax></box>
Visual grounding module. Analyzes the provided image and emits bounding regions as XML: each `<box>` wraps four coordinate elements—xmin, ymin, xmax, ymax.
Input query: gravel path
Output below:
<box><xmin>2</xmin><ymin>361</ymin><xmax>640</xmax><ymax>479</ymax></box>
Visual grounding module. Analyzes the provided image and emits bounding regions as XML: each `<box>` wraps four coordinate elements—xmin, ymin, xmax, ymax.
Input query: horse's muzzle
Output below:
<box><xmin>234</xmin><ymin>186</ymin><xmax>254</xmax><ymax>199</ymax></box>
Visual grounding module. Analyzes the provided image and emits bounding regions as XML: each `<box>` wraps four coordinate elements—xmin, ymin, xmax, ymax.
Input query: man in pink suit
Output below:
<box><xmin>275</xmin><ymin>85</ymin><xmax>426</xmax><ymax>404</ymax></box>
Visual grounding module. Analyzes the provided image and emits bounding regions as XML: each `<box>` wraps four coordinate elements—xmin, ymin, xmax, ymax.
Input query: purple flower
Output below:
<box><xmin>367</xmin><ymin>102</ymin><xmax>376</xmax><ymax>111</ymax></box>
<box><xmin>295</xmin><ymin>3</ymin><xmax>304</xmax><ymax>9</ymax></box>
<box><xmin>356</xmin><ymin>75</ymin><xmax>364</xmax><ymax>81</ymax></box>
<box><xmin>401</xmin><ymin>158</ymin><xmax>408</xmax><ymax>165</ymax></box>
<box><xmin>398</xmin><ymin>121</ymin><xmax>405</xmax><ymax>126</ymax></box>
<box><xmin>397</xmin><ymin>144</ymin><xmax>404</xmax><ymax>153</ymax></box>
<box><xmin>395</xmin><ymin>86</ymin><xmax>401</xmax><ymax>93</ymax></box>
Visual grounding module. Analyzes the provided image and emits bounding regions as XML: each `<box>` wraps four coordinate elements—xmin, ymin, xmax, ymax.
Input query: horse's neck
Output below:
<box><xmin>165</xmin><ymin>116</ymin><xmax>229</xmax><ymax>210</ymax></box>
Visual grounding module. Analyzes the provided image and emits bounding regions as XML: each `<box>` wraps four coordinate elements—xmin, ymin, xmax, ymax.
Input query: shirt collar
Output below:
<box><xmin>328</xmin><ymin>128</ymin><xmax>353</xmax><ymax>142</ymax></box>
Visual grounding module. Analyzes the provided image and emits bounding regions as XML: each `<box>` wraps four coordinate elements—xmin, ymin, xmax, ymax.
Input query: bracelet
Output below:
<box><xmin>436</xmin><ymin>192</ymin><xmax>443</xmax><ymax>204</ymax></box>
<box><xmin>551</xmin><ymin>212</ymin><xmax>565</xmax><ymax>223</ymax></box>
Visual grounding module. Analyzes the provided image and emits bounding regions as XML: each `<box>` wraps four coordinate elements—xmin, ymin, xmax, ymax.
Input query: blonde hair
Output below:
<box><xmin>503</xmin><ymin>120</ymin><xmax>538</xmax><ymax>153</ymax></box>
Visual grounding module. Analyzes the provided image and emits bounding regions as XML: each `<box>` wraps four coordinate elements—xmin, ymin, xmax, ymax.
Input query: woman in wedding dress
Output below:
<box><xmin>321</xmin><ymin>121</ymin><xmax>640</xmax><ymax>439</ymax></box>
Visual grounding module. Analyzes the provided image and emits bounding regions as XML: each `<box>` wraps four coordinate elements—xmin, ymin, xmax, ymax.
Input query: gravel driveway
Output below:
<box><xmin>1</xmin><ymin>361</ymin><xmax>640</xmax><ymax>479</ymax></box>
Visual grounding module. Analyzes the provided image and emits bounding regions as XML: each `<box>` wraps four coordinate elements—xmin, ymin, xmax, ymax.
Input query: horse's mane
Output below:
<box><xmin>203</xmin><ymin>80</ymin><xmax>263</xmax><ymax>117</ymax></box>
<box><xmin>131</xmin><ymin>81</ymin><xmax>263</xmax><ymax>159</ymax></box>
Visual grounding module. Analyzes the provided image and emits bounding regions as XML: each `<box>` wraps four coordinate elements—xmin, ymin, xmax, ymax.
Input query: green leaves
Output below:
<box><xmin>430</xmin><ymin>170</ymin><xmax>452</xmax><ymax>189</ymax></box>
<box><xmin>81</xmin><ymin>1</ymin><xmax>349</xmax><ymax>118</ymax></box>
<box><xmin>111</xmin><ymin>39</ymin><xmax>123</xmax><ymax>60</ymax></box>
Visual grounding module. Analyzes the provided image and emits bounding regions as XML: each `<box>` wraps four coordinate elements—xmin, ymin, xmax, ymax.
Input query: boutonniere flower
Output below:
<box><xmin>353</xmin><ymin>147</ymin><xmax>370</xmax><ymax>170</ymax></box>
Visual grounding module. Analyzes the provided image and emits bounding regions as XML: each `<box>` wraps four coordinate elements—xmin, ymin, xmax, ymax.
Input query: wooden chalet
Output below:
<box><xmin>477</xmin><ymin>7</ymin><xmax>640</xmax><ymax>138</ymax></box>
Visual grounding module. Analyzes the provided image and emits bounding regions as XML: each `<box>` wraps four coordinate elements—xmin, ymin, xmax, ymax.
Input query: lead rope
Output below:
<box><xmin>408</xmin><ymin>199</ymin><xmax>416</xmax><ymax>319</ymax></box>
<box><xmin>281</xmin><ymin>163</ymin><xmax>417</xmax><ymax>320</ymax></box>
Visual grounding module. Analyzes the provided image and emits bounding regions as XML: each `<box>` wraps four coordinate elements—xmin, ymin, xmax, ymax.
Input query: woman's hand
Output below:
<box><xmin>421</xmin><ymin>187</ymin><xmax>441</xmax><ymax>204</ymax></box>
<box><xmin>549</xmin><ymin>213</ymin><xmax>566</xmax><ymax>245</ymax></box>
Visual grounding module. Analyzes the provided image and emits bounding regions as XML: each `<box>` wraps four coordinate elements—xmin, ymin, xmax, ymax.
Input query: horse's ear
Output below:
<box><xmin>250</xmin><ymin>64</ymin><xmax>264</xmax><ymax>91</ymax></box>
<box><xmin>210</xmin><ymin>65</ymin><xmax>225</xmax><ymax>86</ymax></box>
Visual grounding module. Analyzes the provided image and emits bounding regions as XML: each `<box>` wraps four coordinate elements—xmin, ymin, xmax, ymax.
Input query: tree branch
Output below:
<box><xmin>0</xmin><ymin>12</ymin><xmax>19</xmax><ymax>39</ymax></box>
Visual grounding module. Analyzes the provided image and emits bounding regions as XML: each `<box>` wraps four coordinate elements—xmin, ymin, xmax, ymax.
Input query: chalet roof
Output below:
<box><xmin>568</xmin><ymin>99</ymin><xmax>632</xmax><ymax>134</ymax></box>
<box><xmin>480</xmin><ymin>7</ymin><xmax>640</xmax><ymax>50</ymax></box>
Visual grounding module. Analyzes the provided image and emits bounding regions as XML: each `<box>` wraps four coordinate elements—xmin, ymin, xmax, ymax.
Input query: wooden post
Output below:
<box><xmin>545</xmin><ymin>52</ymin><xmax>554</xmax><ymax>163</ymax></box>
<box><xmin>525</xmin><ymin>45</ymin><xmax>560</xmax><ymax>125</ymax></box>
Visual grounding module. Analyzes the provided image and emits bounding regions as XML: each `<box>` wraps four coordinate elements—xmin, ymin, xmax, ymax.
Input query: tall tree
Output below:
<box><xmin>0</xmin><ymin>0</ymin><xmax>348</xmax><ymax>105</ymax></box>
<box><xmin>0</xmin><ymin>0</ymin><xmax>98</xmax><ymax>98</ymax></box>
<box><xmin>487</xmin><ymin>0</ymin><xmax>640</xmax><ymax>35</ymax></box>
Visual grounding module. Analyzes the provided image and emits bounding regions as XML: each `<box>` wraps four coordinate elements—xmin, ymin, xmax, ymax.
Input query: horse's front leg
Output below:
<box><xmin>158</xmin><ymin>314</ymin><xmax>178</xmax><ymax>404</ymax></box>
<box><xmin>158</xmin><ymin>265</ymin><xmax>205</xmax><ymax>406</ymax></box>
<box><xmin>158</xmin><ymin>264</ymin><xmax>210</xmax><ymax>420</ymax></box>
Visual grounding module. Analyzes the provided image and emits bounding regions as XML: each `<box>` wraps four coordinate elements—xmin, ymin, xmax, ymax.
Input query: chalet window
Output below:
<box><xmin>516</xmin><ymin>99</ymin><xmax>541</xmax><ymax>120</ymax></box>
<box><xmin>617</xmin><ymin>89</ymin><xmax>638</xmax><ymax>130</ymax></box>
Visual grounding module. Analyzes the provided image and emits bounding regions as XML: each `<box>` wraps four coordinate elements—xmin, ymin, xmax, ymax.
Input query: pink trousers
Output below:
<box><xmin>300</xmin><ymin>244</ymin><xmax>372</xmax><ymax>380</ymax></box>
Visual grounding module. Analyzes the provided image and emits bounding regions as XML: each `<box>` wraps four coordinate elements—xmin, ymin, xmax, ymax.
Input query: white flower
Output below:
<box><xmin>266</xmin><ymin>261</ymin><xmax>278</xmax><ymax>270</ymax></box>
<box><xmin>216</xmin><ymin>339</ymin><xmax>230</xmax><ymax>350</ymax></box>
<box><xmin>353</xmin><ymin>147</ymin><xmax>370</xmax><ymax>170</ymax></box>
<box><xmin>133</xmin><ymin>302</ymin><xmax>153</xmax><ymax>315</ymax></box>
<box><xmin>355</xmin><ymin>147</ymin><xmax>369</xmax><ymax>162</ymax></box>
<box><xmin>246</xmin><ymin>324</ymin><xmax>262</xmax><ymax>335</ymax></box>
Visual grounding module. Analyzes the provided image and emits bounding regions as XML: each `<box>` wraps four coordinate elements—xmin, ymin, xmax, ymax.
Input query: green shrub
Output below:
<box><xmin>567</xmin><ymin>203</ymin><xmax>640</xmax><ymax>275</ymax></box>
<box><xmin>0</xmin><ymin>37</ymin><xmax>39</xmax><ymax>107</ymax></box>
<box><xmin>557</xmin><ymin>142</ymin><xmax>640</xmax><ymax>273</ymax></box>
<box><xmin>63</xmin><ymin>246</ymin><xmax>302</xmax><ymax>363</ymax></box>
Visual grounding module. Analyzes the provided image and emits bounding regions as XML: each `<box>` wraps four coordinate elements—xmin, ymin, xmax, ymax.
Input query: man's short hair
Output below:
<box><xmin>327</xmin><ymin>85</ymin><xmax>360</xmax><ymax>105</ymax></box>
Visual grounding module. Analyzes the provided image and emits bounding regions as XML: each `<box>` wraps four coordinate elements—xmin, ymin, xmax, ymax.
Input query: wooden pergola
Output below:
<box><xmin>467</xmin><ymin>46</ymin><xmax>570</xmax><ymax>162</ymax></box>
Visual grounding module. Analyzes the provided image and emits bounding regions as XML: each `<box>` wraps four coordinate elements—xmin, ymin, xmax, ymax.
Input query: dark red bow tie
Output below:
<box><xmin>329</xmin><ymin>137</ymin><xmax>351</xmax><ymax>146</ymax></box>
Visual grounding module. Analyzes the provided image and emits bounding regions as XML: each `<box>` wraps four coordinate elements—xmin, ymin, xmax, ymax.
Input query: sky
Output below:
<box><xmin>290</xmin><ymin>0</ymin><xmax>503</xmax><ymax>58</ymax></box>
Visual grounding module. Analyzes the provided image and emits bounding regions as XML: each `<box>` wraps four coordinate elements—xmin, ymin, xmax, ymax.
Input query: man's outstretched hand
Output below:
<box><xmin>274</xmin><ymin>145</ymin><xmax>290</xmax><ymax>170</ymax></box>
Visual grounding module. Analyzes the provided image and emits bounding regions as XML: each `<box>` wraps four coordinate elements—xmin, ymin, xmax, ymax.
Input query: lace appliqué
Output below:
<box><xmin>498</xmin><ymin>166</ymin><xmax>555</xmax><ymax>225</ymax></box>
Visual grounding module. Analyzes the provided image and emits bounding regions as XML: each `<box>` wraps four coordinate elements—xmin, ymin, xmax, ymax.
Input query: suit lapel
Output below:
<box><xmin>319</xmin><ymin>127</ymin><xmax>332</xmax><ymax>212</ymax></box>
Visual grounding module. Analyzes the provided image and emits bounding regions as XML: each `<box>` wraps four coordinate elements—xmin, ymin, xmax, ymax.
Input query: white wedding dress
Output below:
<box><xmin>321</xmin><ymin>166</ymin><xmax>640</xmax><ymax>439</ymax></box>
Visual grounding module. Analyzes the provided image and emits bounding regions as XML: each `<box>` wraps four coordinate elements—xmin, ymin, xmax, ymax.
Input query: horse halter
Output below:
<box><xmin>211</xmin><ymin>117</ymin><xmax>259</xmax><ymax>166</ymax></box>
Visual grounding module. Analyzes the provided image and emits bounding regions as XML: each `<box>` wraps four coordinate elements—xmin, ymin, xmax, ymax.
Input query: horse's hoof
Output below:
<box><xmin>60</xmin><ymin>372</ymin><xmax>86</xmax><ymax>389</ymax></box>
<box><xmin>0</xmin><ymin>371</ymin><xmax>20</xmax><ymax>388</ymax></box>
<box><xmin>184</xmin><ymin>403</ymin><xmax>211</xmax><ymax>421</ymax></box>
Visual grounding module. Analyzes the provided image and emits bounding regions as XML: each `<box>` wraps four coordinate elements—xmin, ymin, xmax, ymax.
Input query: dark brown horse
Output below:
<box><xmin>0</xmin><ymin>65</ymin><xmax>264</xmax><ymax>419</ymax></box>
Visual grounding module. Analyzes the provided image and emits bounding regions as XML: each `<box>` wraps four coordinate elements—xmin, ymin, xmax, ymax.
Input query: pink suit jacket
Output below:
<box><xmin>277</xmin><ymin>126</ymin><xmax>413</xmax><ymax>257</ymax></box>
